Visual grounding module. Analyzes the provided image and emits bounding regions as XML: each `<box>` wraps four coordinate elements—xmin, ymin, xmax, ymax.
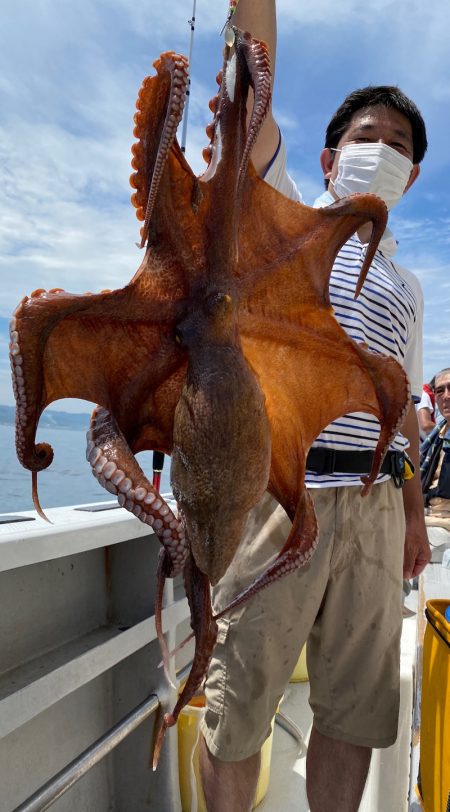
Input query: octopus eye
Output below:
<box><xmin>205</xmin><ymin>291</ymin><xmax>233</xmax><ymax>317</ymax></box>
<box><xmin>174</xmin><ymin>328</ymin><xmax>183</xmax><ymax>346</ymax></box>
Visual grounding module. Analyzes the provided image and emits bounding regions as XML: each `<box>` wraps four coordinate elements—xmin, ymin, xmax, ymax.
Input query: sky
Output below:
<box><xmin>1</xmin><ymin>0</ymin><xmax>449</xmax><ymax>413</ymax></box>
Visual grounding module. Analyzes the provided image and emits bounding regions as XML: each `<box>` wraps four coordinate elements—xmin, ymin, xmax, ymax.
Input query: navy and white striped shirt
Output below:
<box><xmin>264</xmin><ymin>139</ymin><xmax>423</xmax><ymax>488</ymax></box>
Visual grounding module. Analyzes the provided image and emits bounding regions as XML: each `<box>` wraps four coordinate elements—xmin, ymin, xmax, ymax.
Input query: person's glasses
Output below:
<box><xmin>435</xmin><ymin>383</ymin><xmax>450</xmax><ymax>396</ymax></box>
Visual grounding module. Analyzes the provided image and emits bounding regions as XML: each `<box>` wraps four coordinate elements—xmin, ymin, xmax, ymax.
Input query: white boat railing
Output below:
<box><xmin>13</xmin><ymin>694</ymin><xmax>160</xmax><ymax>812</ymax></box>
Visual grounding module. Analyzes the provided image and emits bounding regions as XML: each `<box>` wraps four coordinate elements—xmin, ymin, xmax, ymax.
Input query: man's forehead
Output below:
<box><xmin>346</xmin><ymin>106</ymin><xmax>413</xmax><ymax>138</ymax></box>
<box><xmin>435</xmin><ymin>373</ymin><xmax>450</xmax><ymax>388</ymax></box>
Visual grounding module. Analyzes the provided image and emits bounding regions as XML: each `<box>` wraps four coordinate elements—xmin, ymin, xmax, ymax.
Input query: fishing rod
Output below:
<box><xmin>180</xmin><ymin>0</ymin><xmax>197</xmax><ymax>154</ymax></box>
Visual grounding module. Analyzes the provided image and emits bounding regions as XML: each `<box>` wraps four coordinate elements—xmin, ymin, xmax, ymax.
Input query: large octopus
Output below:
<box><xmin>9</xmin><ymin>28</ymin><xmax>409</xmax><ymax>765</ymax></box>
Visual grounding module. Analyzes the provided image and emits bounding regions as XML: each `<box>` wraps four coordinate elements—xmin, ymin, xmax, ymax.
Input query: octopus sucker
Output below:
<box><xmin>233</xmin><ymin>32</ymin><xmax>272</xmax><ymax>190</ymax></box>
<box><xmin>10</xmin><ymin>28</ymin><xmax>411</xmax><ymax>766</ymax></box>
<box><xmin>86</xmin><ymin>408</ymin><xmax>187</xmax><ymax>572</ymax></box>
<box><xmin>130</xmin><ymin>51</ymin><xmax>191</xmax><ymax>248</ymax></box>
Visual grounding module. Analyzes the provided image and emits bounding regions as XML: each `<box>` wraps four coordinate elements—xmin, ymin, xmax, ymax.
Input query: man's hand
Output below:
<box><xmin>403</xmin><ymin>515</ymin><xmax>431</xmax><ymax>579</ymax></box>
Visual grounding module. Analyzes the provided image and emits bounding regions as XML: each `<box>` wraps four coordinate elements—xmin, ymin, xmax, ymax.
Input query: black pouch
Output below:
<box><xmin>389</xmin><ymin>451</ymin><xmax>406</xmax><ymax>488</ymax></box>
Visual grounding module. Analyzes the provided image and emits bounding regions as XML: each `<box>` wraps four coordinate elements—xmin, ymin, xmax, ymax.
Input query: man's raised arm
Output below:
<box><xmin>230</xmin><ymin>0</ymin><xmax>280</xmax><ymax>176</ymax></box>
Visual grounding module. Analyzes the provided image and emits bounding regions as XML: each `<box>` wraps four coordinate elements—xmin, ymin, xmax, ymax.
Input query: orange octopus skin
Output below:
<box><xmin>9</xmin><ymin>28</ymin><xmax>410</xmax><ymax>765</ymax></box>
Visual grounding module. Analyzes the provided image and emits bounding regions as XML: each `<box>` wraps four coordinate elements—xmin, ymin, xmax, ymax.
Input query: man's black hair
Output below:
<box><xmin>325</xmin><ymin>85</ymin><xmax>428</xmax><ymax>164</ymax></box>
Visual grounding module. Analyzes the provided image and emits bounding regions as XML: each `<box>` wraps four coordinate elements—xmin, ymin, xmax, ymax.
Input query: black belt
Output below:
<box><xmin>306</xmin><ymin>448</ymin><xmax>405</xmax><ymax>480</ymax></box>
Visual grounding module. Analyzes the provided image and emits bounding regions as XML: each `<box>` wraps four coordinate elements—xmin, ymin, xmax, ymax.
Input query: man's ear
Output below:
<box><xmin>320</xmin><ymin>147</ymin><xmax>336</xmax><ymax>180</ymax></box>
<box><xmin>404</xmin><ymin>164</ymin><xmax>420</xmax><ymax>195</ymax></box>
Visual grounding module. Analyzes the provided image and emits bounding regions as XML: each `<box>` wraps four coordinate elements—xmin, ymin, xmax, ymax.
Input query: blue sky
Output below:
<box><xmin>1</xmin><ymin>0</ymin><xmax>449</xmax><ymax>412</ymax></box>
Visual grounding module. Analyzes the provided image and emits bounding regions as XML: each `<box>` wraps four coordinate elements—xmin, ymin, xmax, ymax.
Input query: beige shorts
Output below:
<box><xmin>201</xmin><ymin>481</ymin><xmax>405</xmax><ymax>760</ymax></box>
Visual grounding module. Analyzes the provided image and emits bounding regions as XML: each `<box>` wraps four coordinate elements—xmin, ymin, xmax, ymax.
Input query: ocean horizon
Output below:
<box><xmin>1</xmin><ymin>422</ymin><xmax>172</xmax><ymax>516</ymax></box>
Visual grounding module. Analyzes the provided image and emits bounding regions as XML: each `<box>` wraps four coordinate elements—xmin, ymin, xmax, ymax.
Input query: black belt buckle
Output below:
<box><xmin>308</xmin><ymin>447</ymin><xmax>336</xmax><ymax>475</ymax></box>
<box><xmin>390</xmin><ymin>451</ymin><xmax>405</xmax><ymax>488</ymax></box>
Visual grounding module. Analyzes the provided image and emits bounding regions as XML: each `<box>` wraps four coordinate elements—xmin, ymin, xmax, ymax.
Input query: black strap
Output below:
<box><xmin>306</xmin><ymin>447</ymin><xmax>403</xmax><ymax>478</ymax></box>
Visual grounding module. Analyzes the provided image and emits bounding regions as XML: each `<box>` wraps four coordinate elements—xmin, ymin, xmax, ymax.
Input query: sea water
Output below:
<box><xmin>0</xmin><ymin>423</ymin><xmax>171</xmax><ymax>515</ymax></box>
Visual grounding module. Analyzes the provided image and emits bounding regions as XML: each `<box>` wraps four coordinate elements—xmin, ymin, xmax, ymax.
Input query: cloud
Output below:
<box><xmin>390</xmin><ymin>232</ymin><xmax>450</xmax><ymax>380</ymax></box>
<box><xmin>277</xmin><ymin>0</ymin><xmax>449</xmax><ymax>31</ymax></box>
<box><xmin>0</xmin><ymin>3</ymin><xmax>229</xmax><ymax>319</ymax></box>
<box><xmin>0</xmin><ymin>113</ymin><xmax>139</xmax><ymax>315</ymax></box>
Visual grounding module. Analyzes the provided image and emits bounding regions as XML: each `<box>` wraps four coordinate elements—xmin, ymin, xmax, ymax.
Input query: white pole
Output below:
<box><xmin>180</xmin><ymin>0</ymin><xmax>197</xmax><ymax>154</ymax></box>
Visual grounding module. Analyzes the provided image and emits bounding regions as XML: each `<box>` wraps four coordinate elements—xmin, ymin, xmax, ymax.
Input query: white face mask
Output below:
<box><xmin>330</xmin><ymin>142</ymin><xmax>413</xmax><ymax>210</ymax></box>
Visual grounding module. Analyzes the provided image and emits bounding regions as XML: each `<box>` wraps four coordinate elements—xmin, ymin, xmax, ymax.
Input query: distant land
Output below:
<box><xmin>0</xmin><ymin>404</ymin><xmax>91</xmax><ymax>431</ymax></box>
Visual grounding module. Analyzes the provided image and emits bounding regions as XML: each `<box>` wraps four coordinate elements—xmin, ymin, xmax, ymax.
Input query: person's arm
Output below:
<box><xmin>401</xmin><ymin>401</ymin><xmax>431</xmax><ymax>578</ymax></box>
<box><xmin>231</xmin><ymin>0</ymin><xmax>280</xmax><ymax>175</ymax></box>
<box><xmin>417</xmin><ymin>406</ymin><xmax>435</xmax><ymax>436</ymax></box>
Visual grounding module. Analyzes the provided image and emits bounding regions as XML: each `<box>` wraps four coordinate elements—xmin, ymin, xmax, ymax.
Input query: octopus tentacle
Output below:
<box><xmin>235</xmin><ymin>186</ymin><xmax>389</xmax><ymax>313</ymax></box>
<box><xmin>130</xmin><ymin>52</ymin><xmax>189</xmax><ymax>248</ymax></box>
<box><xmin>200</xmin><ymin>33</ymin><xmax>272</xmax><ymax>283</ymax></box>
<box><xmin>154</xmin><ymin>548</ymin><xmax>177</xmax><ymax>689</ymax></box>
<box><xmin>10</xmin><ymin>305</ymin><xmax>53</xmax><ymax>474</ymax></box>
<box><xmin>9</xmin><ymin>281</ymin><xmax>181</xmax><ymax>472</ymax></box>
<box><xmin>31</xmin><ymin>471</ymin><xmax>51</xmax><ymax>523</ymax></box>
<box><xmin>152</xmin><ymin>551</ymin><xmax>218</xmax><ymax>770</ymax></box>
<box><xmin>354</xmin><ymin>344</ymin><xmax>412</xmax><ymax>494</ymax></box>
<box><xmin>214</xmin><ymin>489</ymin><xmax>318</xmax><ymax>622</ymax></box>
<box><xmin>87</xmin><ymin>406</ymin><xmax>188</xmax><ymax>576</ymax></box>
<box><xmin>202</xmin><ymin>30</ymin><xmax>271</xmax><ymax>194</ymax></box>
<box><xmin>234</xmin><ymin>29</ymin><xmax>272</xmax><ymax>190</ymax></box>
<box><xmin>322</xmin><ymin>195</ymin><xmax>388</xmax><ymax>298</ymax></box>
<box><xmin>9</xmin><ymin>288</ymin><xmax>106</xmax><ymax>474</ymax></box>
<box><xmin>201</xmin><ymin>36</ymin><xmax>249</xmax><ymax>197</ymax></box>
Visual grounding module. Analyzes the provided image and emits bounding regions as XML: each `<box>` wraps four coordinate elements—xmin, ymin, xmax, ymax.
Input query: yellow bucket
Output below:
<box><xmin>290</xmin><ymin>645</ymin><xmax>309</xmax><ymax>683</ymax></box>
<box><xmin>178</xmin><ymin>692</ymin><xmax>275</xmax><ymax>811</ymax></box>
<box><xmin>418</xmin><ymin>599</ymin><xmax>450</xmax><ymax>812</ymax></box>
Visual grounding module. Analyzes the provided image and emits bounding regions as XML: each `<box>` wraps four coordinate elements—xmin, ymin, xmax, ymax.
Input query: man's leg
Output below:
<box><xmin>200</xmin><ymin>735</ymin><xmax>260</xmax><ymax>812</ymax></box>
<box><xmin>306</xmin><ymin>726</ymin><xmax>371</xmax><ymax>812</ymax></box>
<box><xmin>303</xmin><ymin>482</ymin><xmax>404</xmax><ymax>811</ymax></box>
